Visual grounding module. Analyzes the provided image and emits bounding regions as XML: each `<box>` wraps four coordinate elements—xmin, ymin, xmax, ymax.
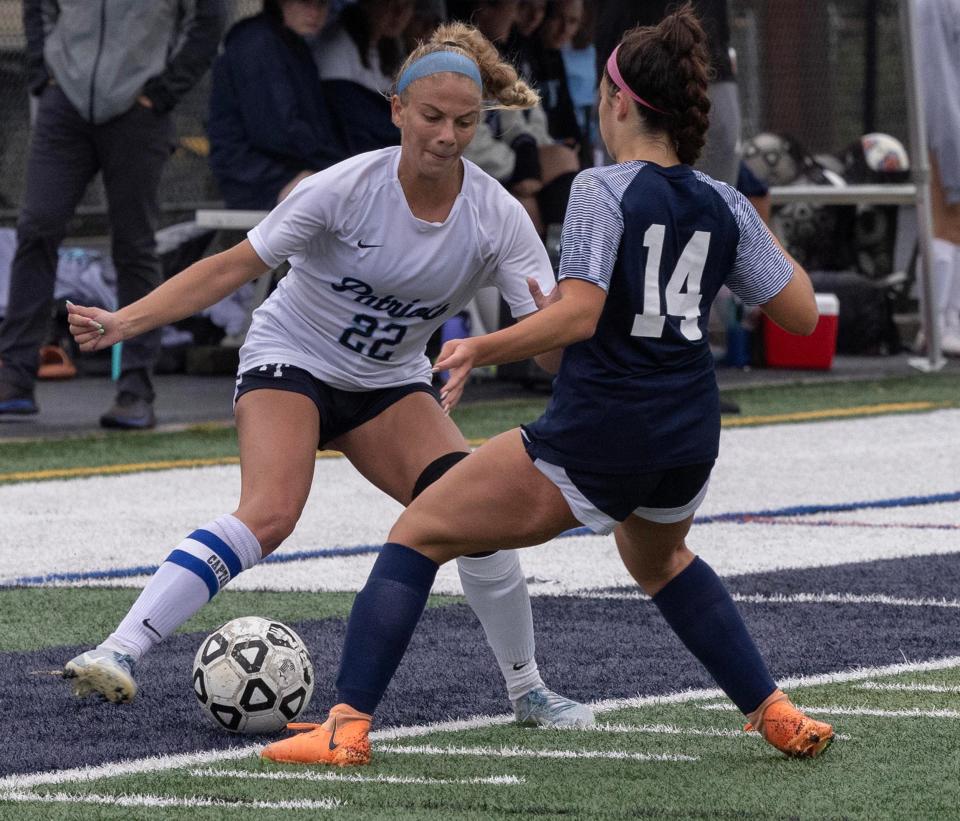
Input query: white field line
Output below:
<box><xmin>583</xmin><ymin>591</ymin><xmax>960</xmax><ymax>609</ymax></box>
<box><xmin>584</xmin><ymin>722</ymin><xmax>743</xmax><ymax>737</ymax></box>
<box><xmin>0</xmin><ymin>790</ymin><xmax>342</xmax><ymax>811</ymax></box>
<box><xmin>190</xmin><ymin>767</ymin><xmax>524</xmax><ymax>786</ymax></box>
<box><xmin>699</xmin><ymin>703</ymin><xmax>960</xmax><ymax>719</ymax></box>
<box><xmin>3</xmin><ymin>655</ymin><xmax>958</xmax><ymax>794</ymax></box>
<box><xmin>378</xmin><ymin>744</ymin><xmax>697</xmax><ymax>763</ymax></box>
<box><xmin>583</xmin><ymin>723</ymin><xmax>854</xmax><ymax>742</ymax></box>
<box><xmin>856</xmin><ymin>681</ymin><xmax>960</xmax><ymax>694</ymax></box>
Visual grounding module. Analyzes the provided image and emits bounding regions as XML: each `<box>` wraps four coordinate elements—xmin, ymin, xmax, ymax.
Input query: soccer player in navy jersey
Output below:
<box><xmin>261</xmin><ymin>4</ymin><xmax>835</xmax><ymax>765</ymax></box>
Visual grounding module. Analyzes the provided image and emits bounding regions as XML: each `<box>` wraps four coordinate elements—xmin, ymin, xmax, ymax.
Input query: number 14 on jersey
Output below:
<box><xmin>631</xmin><ymin>224</ymin><xmax>710</xmax><ymax>342</ymax></box>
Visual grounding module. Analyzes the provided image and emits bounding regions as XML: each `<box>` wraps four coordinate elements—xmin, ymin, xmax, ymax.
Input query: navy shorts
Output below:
<box><xmin>235</xmin><ymin>364</ymin><xmax>440</xmax><ymax>448</ymax></box>
<box><xmin>521</xmin><ymin>428</ymin><xmax>714</xmax><ymax>534</ymax></box>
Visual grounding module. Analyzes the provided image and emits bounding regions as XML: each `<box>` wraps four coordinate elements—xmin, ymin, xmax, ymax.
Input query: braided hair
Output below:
<box><xmin>605</xmin><ymin>3</ymin><xmax>712</xmax><ymax>165</ymax></box>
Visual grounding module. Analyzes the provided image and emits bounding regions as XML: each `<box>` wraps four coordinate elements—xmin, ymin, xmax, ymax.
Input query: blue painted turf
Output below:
<box><xmin>4</xmin><ymin>553</ymin><xmax>959</xmax><ymax>777</ymax></box>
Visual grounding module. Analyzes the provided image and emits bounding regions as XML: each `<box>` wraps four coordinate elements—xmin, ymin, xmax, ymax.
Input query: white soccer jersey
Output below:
<box><xmin>241</xmin><ymin>147</ymin><xmax>554</xmax><ymax>390</ymax></box>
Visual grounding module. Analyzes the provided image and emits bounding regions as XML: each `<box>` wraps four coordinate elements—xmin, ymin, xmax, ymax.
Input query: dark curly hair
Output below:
<box><xmin>604</xmin><ymin>3</ymin><xmax>711</xmax><ymax>165</ymax></box>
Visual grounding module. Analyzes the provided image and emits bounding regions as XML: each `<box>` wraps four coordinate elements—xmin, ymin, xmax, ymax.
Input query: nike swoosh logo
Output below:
<box><xmin>328</xmin><ymin>716</ymin><xmax>340</xmax><ymax>751</ymax></box>
<box><xmin>512</xmin><ymin>662</ymin><xmax>528</xmax><ymax>671</ymax></box>
<box><xmin>357</xmin><ymin>240</ymin><xmax>383</xmax><ymax>248</ymax></box>
<box><xmin>142</xmin><ymin>618</ymin><xmax>162</xmax><ymax>638</ymax></box>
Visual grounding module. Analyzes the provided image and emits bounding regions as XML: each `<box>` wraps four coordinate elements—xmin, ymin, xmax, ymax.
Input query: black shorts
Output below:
<box><xmin>234</xmin><ymin>364</ymin><xmax>440</xmax><ymax>448</ymax></box>
<box><xmin>521</xmin><ymin>428</ymin><xmax>714</xmax><ymax>533</ymax></box>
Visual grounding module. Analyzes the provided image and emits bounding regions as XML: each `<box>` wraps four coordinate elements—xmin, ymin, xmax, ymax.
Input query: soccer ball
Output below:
<box><xmin>741</xmin><ymin>132</ymin><xmax>802</xmax><ymax>186</ymax></box>
<box><xmin>192</xmin><ymin>616</ymin><xmax>314</xmax><ymax>734</ymax></box>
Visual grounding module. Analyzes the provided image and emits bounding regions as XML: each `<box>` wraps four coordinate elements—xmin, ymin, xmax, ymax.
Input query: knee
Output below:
<box><xmin>410</xmin><ymin>451</ymin><xmax>469</xmax><ymax>501</ymax></box>
<box><xmin>235</xmin><ymin>505</ymin><xmax>301</xmax><ymax>556</ymax></box>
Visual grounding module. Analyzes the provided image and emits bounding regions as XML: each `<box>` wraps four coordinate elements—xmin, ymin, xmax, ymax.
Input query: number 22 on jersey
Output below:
<box><xmin>631</xmin><ymin>224</ymin><xmax>710</xmax><ymax>342</ymax></box>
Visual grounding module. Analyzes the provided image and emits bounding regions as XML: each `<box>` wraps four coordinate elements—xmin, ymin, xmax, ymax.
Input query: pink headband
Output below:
<box><xmin>605</xmin><ymin>45</ymin><xmax>668</xmax><ymax>115</ymax></box>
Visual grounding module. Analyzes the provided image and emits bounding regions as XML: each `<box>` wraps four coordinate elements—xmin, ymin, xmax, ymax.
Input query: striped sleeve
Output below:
<box><xmin>698</xmin><ymin>174</ymin><xmax>794</xmax><ymax>305</ymax></box>
<box><xmin>557</xmin><ymin>168</ymin><xmax>626</xmax><ymax>291</ymax></box>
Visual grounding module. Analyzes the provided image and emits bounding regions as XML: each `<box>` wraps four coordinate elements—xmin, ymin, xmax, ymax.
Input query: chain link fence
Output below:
<box><xmin>0</xmin><ymin>1</ymin><xmax>911</xmax><ymax>227</ymax></box>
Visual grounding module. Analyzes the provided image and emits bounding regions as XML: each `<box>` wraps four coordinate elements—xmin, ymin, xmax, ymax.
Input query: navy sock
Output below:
<box><xmin>335</xmin><ymin>542</ymin><xmax>439</xmax><ymax>715</ymax></box>
<box><xmin>651</xmin><ymin>557</ymin><xmax>776</xmax><ymax>714</ymax></box>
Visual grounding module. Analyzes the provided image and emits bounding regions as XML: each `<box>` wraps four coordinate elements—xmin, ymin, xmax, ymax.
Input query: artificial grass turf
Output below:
<box><xmin>12</xmin><ymin>665</ymin><xmax>960</xmax><ymax>820</ymax></box>
<box><xmin>0</xmin><ymin>587</ymin><xmax>461</xmax><ymax>652</ymax></box>
<box><xmin>1</xmin><ymin>372</ymin><xmax>959</xmax><ymax>481</ymax></box>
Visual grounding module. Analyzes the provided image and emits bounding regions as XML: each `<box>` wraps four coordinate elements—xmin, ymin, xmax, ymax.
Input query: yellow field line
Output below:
<box><xmin>0</xmin><ymin>402</ymin><xmax>946</xmax><ymax>484</ymax></box>
<box><xmin>722</xmin><ymin>401</ymin><xmax>942</xmax><ymax>427</ymax></box>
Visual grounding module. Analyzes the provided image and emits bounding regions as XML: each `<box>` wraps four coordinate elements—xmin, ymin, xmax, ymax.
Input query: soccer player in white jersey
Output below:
<box><xmin>63</xmin><ymin>22</ymin><xmax>592</xmax><ymax>729</ymax></box>
<box><xmin>259</xmin><ymin>5</ymin><xmax>835</xmax><ymax>766</ymax></box>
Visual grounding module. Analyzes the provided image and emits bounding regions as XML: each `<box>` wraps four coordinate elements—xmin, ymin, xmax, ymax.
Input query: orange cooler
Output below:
<box><xmin>762</xmin><ymin>293</ymin><xmax>839</xmax><ymax>370</ymax></box>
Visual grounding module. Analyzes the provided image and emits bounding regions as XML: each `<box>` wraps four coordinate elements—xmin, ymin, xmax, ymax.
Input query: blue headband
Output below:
<box><xmin>396</xmin><ymin>51</ymin><xmax>482</xmax><ymax>96</ymax></box>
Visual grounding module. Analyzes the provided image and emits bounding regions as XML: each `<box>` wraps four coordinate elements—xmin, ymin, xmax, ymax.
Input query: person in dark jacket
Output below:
<box><xmin>208</xmin><ymin>0</ymin><xmax>348</xmax><ymax>210</ymax></box>
<box><xmin>517</xmin><ymin>0</ymin><xmax>584</xmax><ymax>147</ymax></box>
<box><xmin>0</xmin><ymin>0</ymin><xmax>224</xmax><ymax>429</ymax></box>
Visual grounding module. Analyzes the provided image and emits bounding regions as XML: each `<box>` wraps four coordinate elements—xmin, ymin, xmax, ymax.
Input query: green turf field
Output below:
<box><xmin>5</xmin><ymin>662</ymin><xmax>958</xmax><ymax>819</ymax></box>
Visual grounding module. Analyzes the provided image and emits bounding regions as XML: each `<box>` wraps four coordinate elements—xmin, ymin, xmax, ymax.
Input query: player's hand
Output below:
<box><xmin>528</xmin><ymin>276</ymin><xmax>560</xmax><ymax>311</ymax></box>
<box><xmin>434</xmin><ymin>338</ymin><xmax>479</xmax><ymax>413</ymax></box>
<box><xmin>67</xmin><ymin>301</ymin><xmax>121</xmax><ymax>352</ymax></box>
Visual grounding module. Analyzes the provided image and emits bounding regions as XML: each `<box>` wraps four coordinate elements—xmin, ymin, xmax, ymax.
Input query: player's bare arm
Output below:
<box><xmin>68</xmin><ymin>240</ymin><xmax>270</xmax><ymax>352</ymax></box>
<box><xmin>437</xmin><ymin>279</ymin><xmax>605</xmax><ymax>409</ymax></box>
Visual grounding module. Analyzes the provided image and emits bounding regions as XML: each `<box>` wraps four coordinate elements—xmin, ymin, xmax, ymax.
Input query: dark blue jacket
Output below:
<box><xmin>208</xmin><ymin>13</ymin><xmax>347</xmax><ymax>210</ymax></box>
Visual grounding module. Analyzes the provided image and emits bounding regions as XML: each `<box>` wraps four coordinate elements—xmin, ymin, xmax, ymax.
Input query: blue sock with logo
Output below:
<box><xmin>651</xmin><ymin>556</ymin><xmax>776</xmax><ymax>714</ymax></box>
<box><xmin>335</xmin><ymin>542</ymin><xmax>439</xmax><ymax>715</ymax></box>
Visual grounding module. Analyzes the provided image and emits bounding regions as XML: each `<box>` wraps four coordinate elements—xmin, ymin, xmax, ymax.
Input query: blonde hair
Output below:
<box><xmin>395</xmin><ymin>22</ymin><xmax>540</xmax><ymax>110</ymax></box>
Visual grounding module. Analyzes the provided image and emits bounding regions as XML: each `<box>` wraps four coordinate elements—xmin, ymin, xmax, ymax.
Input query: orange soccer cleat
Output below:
<box><xmin>260</xmin><ymin>703</ymin><xmax>373</xmax><ymax>766</ymax></box>
<box><xmin>744</xmin><ymin>690</ymin><xmax>834</xmax><ymax>758</ymax></box>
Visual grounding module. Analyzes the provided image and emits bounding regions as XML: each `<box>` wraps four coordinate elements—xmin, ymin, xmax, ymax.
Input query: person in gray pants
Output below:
<box><xmin>0</xmin><ymin>0</ymin><xmax>224</xmax><ymax>428</ymax></box>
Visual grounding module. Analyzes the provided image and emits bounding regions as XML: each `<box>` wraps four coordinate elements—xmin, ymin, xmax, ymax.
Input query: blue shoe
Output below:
<box><xmin>0</xmin><ymin>380</ymin><xmax>38</xmax><ymax>415</ymax></box>
<box><xmin>100</xmin><ymin>392</ymin><xmax>156</xmax><ymax>430</ymax></box>
<box><xmin>512</xmin><ymin>686</ymin><xmax>594</xmax><ymax>728</ymax></box>
<box><xmin>63</xmin><ymin>648</ymin><xmax>138</xmax><ymax>703</ymax></box>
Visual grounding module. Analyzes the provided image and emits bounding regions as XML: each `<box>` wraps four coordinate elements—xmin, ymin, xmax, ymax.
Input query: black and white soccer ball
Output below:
<box><xmin>741</xmin><ymin>132</ymin><xmax>803</xmax><ymax>186</ymax></box>
<box><xmin>192</xmin><ymin>616</ymin><xmax>314</xmax><ymax>734</ymax></box>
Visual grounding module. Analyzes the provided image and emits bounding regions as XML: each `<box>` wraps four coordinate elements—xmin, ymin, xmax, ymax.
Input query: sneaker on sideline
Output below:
<box><xmin>261</xmin><ymin>703</ymin><xmax>372</xmax><ymax>766</ymax></box>
<box><xmin>512</xmin><ymin>686</ymin><xmax>595</xmax><ymax>728</ymax></box>
<box><xmin>0</xmin><ymin>378</ymin><xmax>38</xmax><ymax>415</ymax></box>
<box><xmin>63</xmin><ymin>648</ymin><xmax>138</xmax><ymax>704</ymax></box>
<box><xmin>100</xmin><ymin>392</ymin><xmax>156</xmax><ymax>429</ymax></box>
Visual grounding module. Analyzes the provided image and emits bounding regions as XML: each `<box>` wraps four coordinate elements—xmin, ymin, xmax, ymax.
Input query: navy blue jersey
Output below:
<box><xmin>525</xmin><ymin>162</ymin><xmax>792</xmax><ymax>474</ymax></box>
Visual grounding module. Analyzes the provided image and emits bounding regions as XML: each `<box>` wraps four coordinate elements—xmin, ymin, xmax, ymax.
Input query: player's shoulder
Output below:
<box><xmin>460</xmin><ymin>156</ymin><xmax>527</xmax><ymax>220</ymax></box>
<box><xmin>298</xmin><ymin>148</ymin><xmax>396</xmax><ymax>200</ymax></box>
<box><xmin>573</xmin><ymin>162</ymin><xmax>648</xmax><ymax>205</ymax></box>
<box><xmin>691</xmin><ymin>169</ymin><xmax>750</xmax><ymax>217</ymax></box>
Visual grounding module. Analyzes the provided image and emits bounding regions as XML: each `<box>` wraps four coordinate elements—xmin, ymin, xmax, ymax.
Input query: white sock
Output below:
<box><xmin>946</xmin><ymin>242</ymin><xmax>960</xmax><ymax>332</ymax></box>
<box><xmin>931</xmin><ymin>238</ymin><xmax>955</xmax><ymax>331</ymax></box>
<box><xmin>456</xmin><ymin>550</ymin><xmax>544</xmax><ymax>701</ymax></box>
<box><xmin>101</xmin><ymin>514</ymin><xmax>261</xmax><ymax>661</ymax></box>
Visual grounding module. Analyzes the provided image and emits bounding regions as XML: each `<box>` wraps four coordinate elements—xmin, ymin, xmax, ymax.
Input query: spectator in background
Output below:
<box><xmin>515</xmin><ymin>0</ymin><xmax>547</xmax><ymax>39</ymax></box>
<box><xmin>0</xmin><ymin>0</ymin><xmax>224</xmax><ymax>428</ymax></box>
<box><xmin>403</xmin><ymin>0</ymin><xmax>449</xmax><ymax>52</ymax></box>
<box><xmin>450</xmin><ymin>0</ymin><xmax>580</xmax><ymax>236</ymax></box>
<box><xmin>560</xmin><ymin>2</ymin><xmax>598</xmax><ymax>166</ymax></box>
<box><xmin>918</xmin><ymin>0</ymin><xmax>960</xmax><ymax>356</ymax></box>
<box><xmin>520</xmin><ymin>0</ymin><xmax>584</xmax><ymax>148</ymax></box>
<box><xmin>595</xmin><ymin>0</ymin><xmax>740</xmax><ymax>184</ymax></box>
<box><xmin>314</xmin><ymin>0</ymin><xmax>415</xmax><ymax>153</ymax></box>
<box><xmin>315</xmin><ymin>0</ymin><xmax>415</xmax><ymax>95</ymax></box>
<box><xmin>208</xmin><ymin>0</ymin><xmax>347</xmax><ymax>211</ymax></box>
